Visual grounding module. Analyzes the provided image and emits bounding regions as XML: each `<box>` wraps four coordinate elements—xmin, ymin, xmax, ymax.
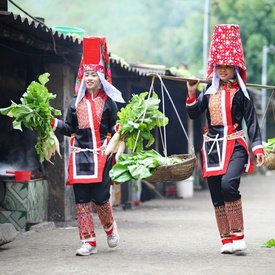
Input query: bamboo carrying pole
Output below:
<box><xmin>147</xmin><ymin>74</ymin><xmax>275</xmax><ymax>90</ymax></box>
<box><xmin>147</xmin><ymin>73</ymin><xmax>275</xmax><ymax>142</ymax></box>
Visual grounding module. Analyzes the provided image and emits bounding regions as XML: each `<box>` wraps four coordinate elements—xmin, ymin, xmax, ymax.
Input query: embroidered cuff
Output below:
<box><xmin>114</xmin><ymin>123</ymin><xmax>120</xmax><ymax>133</ymax></box>
<box><xmin>186</xmin><ymin>94</ymin><xmax>196</xmax><ymax>107</ymax></box>
<box><xmin>252</xmin><ymin>146</ymin><xmax>264</xmax><ymax>156</ymax></box>
<box><xmin>51</xmin><ymin>118</ymin><xmax>58</xmax><ymax>131</ymax></box>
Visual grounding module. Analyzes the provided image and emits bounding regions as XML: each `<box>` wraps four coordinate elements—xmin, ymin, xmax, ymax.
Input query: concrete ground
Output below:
<box><xmin>0</xmin><ymin>171</ymin><xmax>275</xmax><ymax>275</ymax></box>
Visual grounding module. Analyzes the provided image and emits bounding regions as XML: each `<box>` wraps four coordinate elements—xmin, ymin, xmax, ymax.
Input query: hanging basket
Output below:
<box><xmin>264</xmin><ymin>149</ymin><xmax>275</xmax><ymax>170</ymax></box>
<box><xmin>146</xmin><ymin>154</ymin><xmax>196</xmax><ymax>183</ymax></box>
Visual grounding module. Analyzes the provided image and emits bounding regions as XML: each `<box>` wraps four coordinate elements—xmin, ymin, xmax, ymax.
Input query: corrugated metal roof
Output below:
<box><xmin>0</xmin><ymin>11</ymin><xmax>170</xmax><ymax>76</ymax></box>
<box><xmin>0</xmin><ymin>11</ymin><xmax>82</xmax><ymax>55</ymax></box>
<box><xmin>129</xmin><ymin>62</ymin><xmax>168</xmax><ymax>75</ymax></box>
<box><xmin>111</xmin><ymin>56</ymin><xmax>169</xmax><ymax>77</ymax></box>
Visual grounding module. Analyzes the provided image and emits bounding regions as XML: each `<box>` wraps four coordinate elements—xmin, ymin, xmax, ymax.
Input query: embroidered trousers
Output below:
<box><xmin>207</xmin><ymin>142</ymin><xmax>247</xmax><ymax>240</ymax></box>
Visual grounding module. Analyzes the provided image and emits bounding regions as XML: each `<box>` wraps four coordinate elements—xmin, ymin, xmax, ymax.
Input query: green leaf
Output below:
<box><xmin>139</xmin><ymin>157</ymin><xmax>159</xmax><ymax>168</ymax></box>
<box><xmin>128</xmin><ymin>164</ymin><xmax>153</xmax><ymax>179</ymax></box>
<box><xmin>132</xmin><ymin>182</ymin><xmax>139</xmax><ymax>191</ymax></box>
<box><xmin>168</xmin><ymin>157</ymin><xmax>183</xmax><ymax>164</ymax></box>
<box><xmin>109</xmin><ymin>164</ymin><xmax>132</xmax><ymax>183</ymax></box>
<box><xmin>38</xmin><ymin>73</ymin><xmax>50</xmax><ymax>86</ymax></box>
<box><xmin>128</xmin><ymin>121</ymin><xmax>140</xmax><ymax>129</ymax></box>
<box><xmin>261</xmin><ymin>239</ymin><xmax>275</xmax><ymax>248</ymax></box>
<box><xmin>0</xmin><ymin>103</ymin><xmax>17</xmax><ymax>116</ymax></box>
<box><xmin>267</xmin><ymin>137</ymin><xmax>275</xmax><ymax>143</ymax></box>
<box><xmin>144</xmin><ymin>133</ymin><xmax>155</xmax><ymax>148</ymax></box>
<box><xmin>263</xmin><ymin>137</ymin><xmax>275</xmax><ymax>150</ymax></box>
<box><xmin>12</xmin><ymin>120</ymin><xmax>23</xmax><ymax>131</ymax></box>
<box><xmin>109</xmin><ymin>149</ymin><xmax>167</xmax><ymax>183</ymax></box>
<box><xmin>117</xmin><ymin>91</ymin><xmax>168</xmax><ymax>151</ymax></box>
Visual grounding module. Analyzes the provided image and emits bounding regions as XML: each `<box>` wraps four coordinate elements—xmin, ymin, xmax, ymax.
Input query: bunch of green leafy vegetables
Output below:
<box><xmin>0</xmin><ymin>73</ymin><xmax>61</xmax><ymax>162</ymax></box>
<box><xmin>262</xmin><ymin>137</ymin><xmax>275</xmax><ymax>150</ymax></box>
<box><xmin>117</xmin><ymin>91</ymin><xmax>168</xmax><ymax>151</ymax></box>
<box><xmin>110</xmin><ymin>149</ymin><xmax>182</xmax><ymax>184</ymax></box>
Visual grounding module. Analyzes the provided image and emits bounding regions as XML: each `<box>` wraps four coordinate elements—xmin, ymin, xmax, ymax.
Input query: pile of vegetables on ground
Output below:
<box><xmin>0</xmin><ymin>73</ymin><xmax>61</xmax><ymax>163</ymax></box>
<box><xmin>262</xmin><ymin>137</ymin><xmax>275</xmax><ymax>150</ymax></box>
<box><xmin>106</xmin><ymin>91</ymin><xmax>184</xmax><ymax>184</ymax></box>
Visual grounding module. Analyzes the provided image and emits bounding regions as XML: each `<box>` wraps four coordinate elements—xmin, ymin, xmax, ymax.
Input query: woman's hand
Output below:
<box><xmin>187</xmin><ymin>80</ymin><xmax>200</xmax><ymax>98</ymax></box>
<box><xmin>256</xmin><ymin>153</ymin><xmax>265</xmax><ymax>167</ymax></box>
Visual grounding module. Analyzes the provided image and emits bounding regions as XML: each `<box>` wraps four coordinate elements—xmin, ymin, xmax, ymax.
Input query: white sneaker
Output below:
<box><xmin>76</xmin><ymin>242</ymin><xmax>97</xmax><ymax>256</ymax></box>
<box><xmin>232</xmin><ymin>232</ymin><xmax>247</xmax><ymax>252</ymax></box>
<box><xmin>221</xmin><ymin>242</ymin><xmax>233</xmax><ymax>254</ymax></box>
<box><xmin>233</xmin><ymin>239</ymin><xmax>247</xmax><ymax>252</ymax></box>
<box><xmin>107</xmin><ymin>221</ymin><xmax>120</xmax><ymax>248</ymax></box>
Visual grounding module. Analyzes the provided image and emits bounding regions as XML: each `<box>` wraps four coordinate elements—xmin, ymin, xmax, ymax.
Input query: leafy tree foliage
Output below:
<box><xmin>7</xmin><ymin>0</ymin><xmax>275</xmax><ymax>85</ymax></box>
<box><xmin>212</xmin><ymin>0</ymin><xmax>275</xmax><ymax>85</ymax></box>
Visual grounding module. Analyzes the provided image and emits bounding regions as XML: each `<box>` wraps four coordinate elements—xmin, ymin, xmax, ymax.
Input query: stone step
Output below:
<box><xmin>0</xmin><ymin>223</ymin><xmax>17</xmax><ymax>246</ymax></box>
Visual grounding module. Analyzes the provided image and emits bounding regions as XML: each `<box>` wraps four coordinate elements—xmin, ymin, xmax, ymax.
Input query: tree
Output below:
<box><xmin>7</xmin><ymin>0</ymin><xmax>205</xmax><ymax>71</ymax></box>
<box><xmin>8</xmin><ymin>0</ymin><xmax>275</xmax><ymax>85</ymax></box>
<box><xmin>211</xmin><ymin>0</ymin><xmax>275</xmax><ymax>85</ymax></box>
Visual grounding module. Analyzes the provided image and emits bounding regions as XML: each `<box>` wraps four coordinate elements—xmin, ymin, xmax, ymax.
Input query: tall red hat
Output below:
<box><xmin>74</xmin><ymin>37</ymin><xmax>124</xmax><ymax>104</ymax></box>
<box><xmin>75</xmin><ymin>37</ymin><xmax>112</xmax><ymax>94</ymax></box>
<box><xmin>206</xmin><ymin>24</ymin><xmax>246</xmax><ymax>84</ymax></box>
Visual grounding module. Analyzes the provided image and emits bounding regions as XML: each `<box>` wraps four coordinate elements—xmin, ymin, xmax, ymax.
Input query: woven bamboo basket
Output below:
<box><xmin>146</xmin><ymin>154</ymin><xmax>196</xmax><ymax>182</ymax></box>
<box><xmin>264</xmin><ymin>149</ymin><xmax>275</xmax><ymax>170</ymax></box>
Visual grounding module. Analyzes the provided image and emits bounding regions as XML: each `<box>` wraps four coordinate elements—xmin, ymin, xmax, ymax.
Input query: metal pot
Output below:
<box><xmin>6</xmin><ymin>170</ymin><xmax>31</xmax><ymax>182</ymax></box>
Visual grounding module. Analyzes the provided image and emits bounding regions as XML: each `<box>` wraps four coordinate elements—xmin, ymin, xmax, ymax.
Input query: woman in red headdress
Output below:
<box><xmin>186</xmin><ymin>24</ymin><xmax>264</xmax><ymax>254</ymax></box>
<box><xmin>52</xmin><ymin>37</ymin><xmax>124</xmax><ymax>256</ymax></box>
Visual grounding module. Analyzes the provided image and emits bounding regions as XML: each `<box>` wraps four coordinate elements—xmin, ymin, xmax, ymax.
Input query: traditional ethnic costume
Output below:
<box><xmin>52</xmin><ymin>37</ymin><xmax>125</xmax><ymax>256</ymax></box>
<box><xmin>186</xmin><ymin>24</ymin><xmax>264</xmax><ymax>254</ymax></box>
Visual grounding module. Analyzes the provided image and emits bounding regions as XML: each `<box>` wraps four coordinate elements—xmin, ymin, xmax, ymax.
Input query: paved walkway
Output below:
<box><xmin>1</xmin><ymin>171</ymin><xmax>275</xmax><ymax>275</ymax></box>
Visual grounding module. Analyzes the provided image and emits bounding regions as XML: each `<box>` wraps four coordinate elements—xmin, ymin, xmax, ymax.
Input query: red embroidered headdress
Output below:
<box><xmin>206</xmin><ymin>24</ymin><xmax>246</xmax><ymax>83</ymax></box>
<box><xmin>205</xmin><ymin>24</ymin><xmax>249</xmax><ymax>99</ymax></box>
<box><xmin>74</xmin><ymin>37</ymin><xmax>124</xmax><ymax>105</ymax></box>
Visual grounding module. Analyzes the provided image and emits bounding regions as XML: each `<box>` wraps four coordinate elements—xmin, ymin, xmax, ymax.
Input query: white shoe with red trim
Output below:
<box><xmin>107</xmin><ymin>221</ymin><xmax>120</xmax><ymax>248</ymax></box>
<box><xmin>221</xmin><ymin>237</ymin><xmax>233</xmax><ymax>254</ymax></box>
<box><xmin>221</xmin><ymin>242</ymin><xmax>233</xmax><ymax>254</ymax></box>
<box><xmin>232</xmin><ymin>232</ymin><xmax>247</xmax><ymax>252</ymax></box>
<box><xmin>233</xmin><ymin>239</ymin><xmax>247</xmax><ymax>252</ymax></box>
<box><xmin>76</xmin><ymin>242</ymin><xmax>97</xmax><ymax>256</ymax></box>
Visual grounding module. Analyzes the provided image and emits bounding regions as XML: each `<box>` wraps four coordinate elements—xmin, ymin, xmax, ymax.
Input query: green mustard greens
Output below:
<box><xmin>0</xmin><ymin>73</ymin><xmax>61</xmax><ymax>163</ymax></box>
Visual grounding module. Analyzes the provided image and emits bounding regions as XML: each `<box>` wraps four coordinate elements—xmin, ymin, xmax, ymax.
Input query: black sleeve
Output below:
<box><xmin>55</xmin><ymin>98</ymin><xmax>77</xmax><ymax>137</ymax></box>
<box><xmin>107</xmin><ymin>99</ymin><xmax>118</xmax><ymax>134</ymax></box>
<box><xmin>186</xmin><ymin>86</ymin><xmax>209</xmax><ymax>120</ymax></box>
<box><xmin>243</xmin><ymin>90</ymin><xmax>263</xmax><ymax>150</ymax></box>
